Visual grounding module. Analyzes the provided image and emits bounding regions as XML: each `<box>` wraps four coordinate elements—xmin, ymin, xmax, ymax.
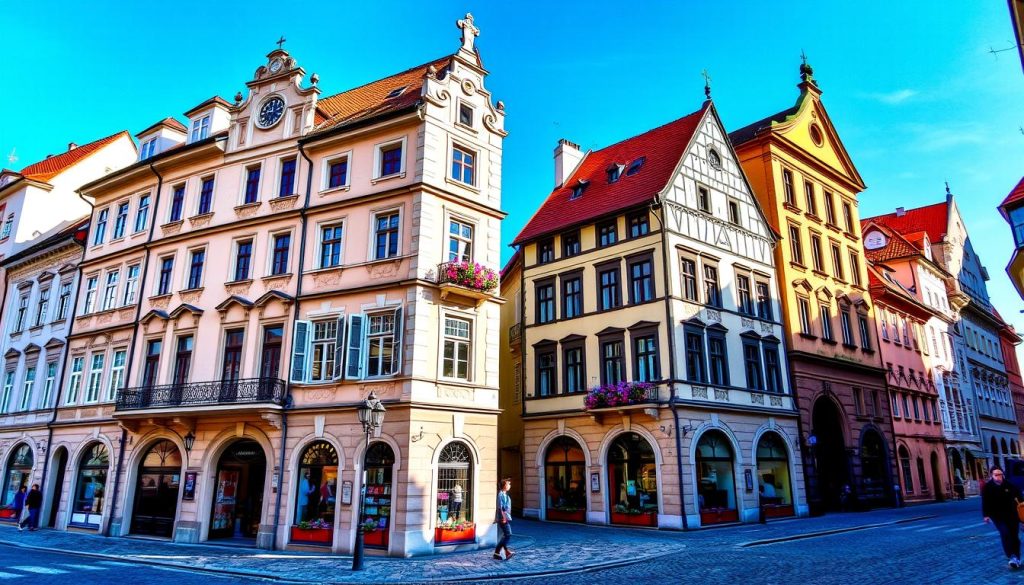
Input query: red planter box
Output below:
<box><xmin>546</xmin><ymin>509</ymin><xmax>586</xmax><ymax>523</ymax></box>
<box><xmin>764</xmin><ymin>504</ymin><xmax>794</xmax><ymax>519</ymax></box>
<box><xmin>364</xmin><ymin>530</ymin><xmax>387</xmax><ymax>548</ymax></box>
<box><xmin>0</xmin><ymin>509</ymin><xmax>15</xmax><ymax>520</ymax></box>
<box><xmin>290</xmin><ymin>527</ymin><xmax>332</xmax><ymax>544</ymax></box>
<box><xmin>434</xmin><ymin>525</ymin><xmax>476</xmax><ymax>544</ymax></box>
<box><xmin>610</xmin><ymin>511</ymin><xmax>657</xmax><ymax>527</ymax></box>
<box><xmin>700</xmin><ymin>508</ymin><xmax>739</xmax><ymax>525</ymax></box>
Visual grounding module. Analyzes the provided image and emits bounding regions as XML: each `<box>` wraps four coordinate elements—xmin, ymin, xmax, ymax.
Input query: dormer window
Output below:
<box><xmin>626</xmin><ymin>157</ymin><xmax>646</xmax><ymax>176</ymax></box>
<box><xmin>140</xmin><ymin>139</ymin><xmax>157</xmax><ymax>160</ymax></box>
<box><xmin>607</xmin><ymin>165</ymin><xmax>622</xmax><ymax>184</ymax></box>
<box><xmin>190</xmin><ymin>115</ymin><xmax>211</xmax><ymax>143</ymax></box>
<box><xmin>386</xmin><ymin>86</ymin><xmax>408</xmax><ymax>99</ymax></box>
<box><xmin>570</xmin><ymin>180</ymin><xmax>589</xmax><ymax>200</ymax></box>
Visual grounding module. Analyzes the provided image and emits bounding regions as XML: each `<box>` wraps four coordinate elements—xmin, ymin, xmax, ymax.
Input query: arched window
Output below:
<box><xmin>292</xmin><ymin>441</ymin><xmax>337</xmax><ymax>543</ymax></box>
<box><xmin>545</xmin><ymin>437</ymin><xmax>586</xmax><ymax>521</ymax></box>
<box><xmin>608</xmin><ymin>432</ymin><xmax>658</xmax><ymax>526</ymax></box>
<box><xmin>898</xmin><ymin>446</ymin><xmax>914</xmax><ymax>494</ymax></box>
<box><xmin>361</xmin><ymin>442</ymin><xmax>395</xmax><ymax>549</ymax></box>
<box><xmin>696</xmin><ymin>431</ymin><xmax>736</xmax><ymax>524</ymax></box>
<box><xmin>131</xmin><ymin>439</ymin><xmax>182</xmax><ymax>537</ymax></box>
<box><xmin>437</xmin><ymin>442</ymin><xmax>474</xmax><ymax>531</ymax></box>
<box><xmin>71</xmin><ymin>443</ymin><xmax>108</xmax><ymax>528</ymax></box>
<box><xmin>756</xmin><ymin>432</ymin><xmax>792</xmax><ymax>515</ymax></box>
<box><xmin>2</xmin><ymin>444</ymin><xmax>32</xmax><ymax>507</ymax></box>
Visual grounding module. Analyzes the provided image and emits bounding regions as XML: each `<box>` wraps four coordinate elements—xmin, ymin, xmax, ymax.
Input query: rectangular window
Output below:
<box><xmin>93</xmin><ymin>209</ymin><xmax>108</xmax><ymax>245</ymax></box>
<box><xmin>820</xmin><ymin>303</ymin><xmax>834</xmax><ymax>341</ymax></box>
<box><xmin>538</xmin><ymin>239</ymin><xmax>555</xmax><ymax>264</ymax></box>
<box><xmin>442</xmin><ymin>317</ymin><xmax>471</xmax><ymax>380</ymax></box>
<box><xmin>101</xmin><ymin>271</ymin><xmax>119</xmax><ymax>311</ymax></box>
<box><xmin>107</xmin><ymin>349</ymin><xmax>126</xmax><ymax>401</ymax></box>
<box><xmin>19</xmin><ymin>367</ymin><xmax>35</xmax><ymax>411</ymax></box>
<box><xmin>13</xmin><ymin>294</ymin><xmax>27</xmax><ymax>332</ymax></box>
<box><xmin>564</xmin><ymin>346</ymin><xmax>584</xmax><ymax>393</ymax></box>
<box><xmin>804</xmin><ymin>181</ymin><xmax>817</xmax><ymax>216</ymax></box>
<box><xmin>811</xmin><ymin>234</ymin><xmax>824</xmax><ymax>271</ymax></box>
<box><xmin>157</xmin><ymin>257</ymin><xmax>174</xmax><ymax>295</ymax></box>
<box><xmin>448</xmin><ymin>220</ymin><xmax>473</xmax><ymax>263</ymax></box>
<box><xmin>634</xmin><ymin>335</ymin><xmax>660</xmax><ymax>382</ymax></box>
<box><xmin>743</xmin><ymin>339</ymin><xmax>765</xmax><ymax>391</ymax></box>
<box><xmin>782</xmin><ymin>169</ymin><xmax>796</xmax><ymax>206</ymax></box>
<box><xmin>562</xmin><ymin>276</ymin><xmax>582</xmax><ymax>319</ymax></box>
<box><xmin>234</xmin><ymin>240</ymin><xmax>253</xmax><ymax>281</ymax></box>
<box><xmin>279</xmin><ymin>158</ymin><xmax>297</xmax><ymax>197</ymax></box>
<box><xmin>891</xmin><ymin>391</ymin><xmax>900</xmax><ymax>417</ymax></box>
<box><xmin>271</xmin><ymin>233</ymin><xmax>290</xmax><ymax>275</ymax></box>
<box><xmin>831</xmin><ymin>243</ymin><xmax>844</xmax><ymax>280</ymax></box>
<box><xmin>853</xmin><ymin>388</ymin><xmax>864</xmax><ymax>415</ymax></box>
<box><xmin>0</xmin><ymin>214</ymin><xmax>12</xmax><ymax>240</ymax></box>
<box><xmin>113</xmin><ymin>201</ymin><xmax>129</xmax><ymax>239</ymax></box>
<box><xmin>459</xmin><ymin>103</ymin><xmax>474</xmax><ymax>126</ymax></box>
<box><xmin>261</xmin><ymin>324</ymin><xmax>284</xmax><ymax>379</ymax></box>
<box><xmin>142</xmin><ymin>340</ymin><xmax>160</xmax><ymax>386</ymax></box>
<box><xmin>756</xmin><ymin>281</ymin><xmax>773</xmax><ymax>320</ymax></box>
<box><xmin>842</xmin><ymin>201</ymin><xmax>853</xmax><ymax>232</ymax></box>
<box><xmin>788</xmin><ymin>225</ymin><xmax>803</xmax><ymax>265</ymax></box>
<box><xmin>1</xmin><ymin>371</ymin><xmax>13</xmax><ymax>412</ymax></box>
<box><xmin>135</xmin><ymin>194</ymin><xmax>150</xmax><ymax>232</ymax></box>
<box><xmin>797</xmin><ymin>296</ymin><xmax>812</xmax><ymax>335</ymax></box>
<box><xmin>169</xmin><ymin>184</ymin><xmax>185</xmax><ymax>222</ymax></box>
<box><xmin>562</xmin><ymin>231</ymin><xmax>581</xmax><ymax>258</ymax></box>
<box><xmin>65</xmin><ymin>357</ymin><xmax>83</xmax><ymax>404</ymax></box>
<box><xmin>601</xmin><ymin>340</ymin><xmax>625</xmax><ymax>385</ymax></box>
<box><xmin>703</xmin><ymin>264</ymin><xmax>721</xmax><ymax>307</ymax></box>
<box><xmin>34</xmin><ymin>288</ymin><xmax>48</xmax><ymax>327</ymax></box>
<box><xmin>849</xmin><ymin>252</ymin><xmax>862</xmax><ymax>287</ymax></box>
<box><xmin>83</xmin><ymin>276</ymin><xmax>98</xmax><ymax>313</ymax></box>
<box><xmin>536</xmin><ymin>282</ymin><xmax>555</xmax><ymax>323</ymax></box>
<box><xmin>858</xmin><ymin>315</ymin><xmax>872</xmax><ymax>350</ymax></box>
<box><xmin>628</xmin><ymin>212</ymin><xmax>649</xmax><ymax>238</ymax></box>
<box><xmin>841</xmin><ymin>310</ymin><xmax>855</xmax><ymax>345</ymax></box>
<box><xmin>599</xmin><ymin>267</ymin><xmax>621</xmax><ymax>310</ymax></box>
<box><xmin>366</xmin><ymin>311</ymin><xmax>399</xmax><ymax>377</ymax></box>
<box><xmin>198</xmin><ymin>177</ymin><xmax>214</xmax><ymax>215</ymax></box>
<box><xmin>243</xmin><ymin>165</ymin><xmax>261</xmax><ymax>204</ymax></box>
<box><xmin>190</xmin><ymin>115</ymin><xmax>210</xmax><ymax>142</ymax></box>
<box><xmin>737</xmin><ymin>275</ymin><xmax>753</xmax><ymax>315</ymax></box>
<box><xmin>40</xmin><ymin>362</ymin><xmax>56</xmax><ymax>408</ymax></box>
<box><xmin>320</xmin><ymin>224</ymin><xmax>344</xmax><ymax>268</ymax></box>
<box><xmin>680</xmin><ymin>257</ymin><xmax>698</xmax><ymax>301</ymax></box>
<box><xmin>913</xmin><ymin>396</ymin><xmax>921</xmax><ymax>420</ymax></box>
<box><xmin>327</xmin><ymin>157</ymin><xmax>349</xmax><ymax>189</ymax></box>
<box><xmin>221</xmin><ymin>329</ymin><xmax>244</xmax><ymax>382</ymax></box>
<box><xmin>173</xmin><ymin>336</ymin><xmax>192</xmax><ymax>385</ymax></box>
<box><xmin>684</xmin><ymin>328</ymin><xmax>706</xmax><ymax>383</ymax></box>
<box><xmin>708</xmin><ymin>333</ymin><xmax>729</xmax><ymax>386</ymax></box>
<box><xmin>824</xmin><ymin>191</ymin><xmax>836</xmax><ymax>225</ymax></box>
<box><xmin>187</xmin><ymin>249</ymin><xmax>205</xmax><ymax>289</ymax></box>
<box><xmin>123</xmin><ymin>264</ymin><xmax>140</xmax><ymax>306</ymax></box>
<box><xmin>728</xmin><ymin>200</ymin><xmax>741</xmax><ymax>225</ymax></box>
<box><xmin>537</xmin><ymin>351</ymin><xmax>556</xmax><ymax>396</ymax></box>
<box><xmin>56</xmin><ymin>282</ymin><xmax>72</xmax><ymax>321</ymax></box>
<box><xmin>373</xmin><ymin>211</ymin><xmax>400</xmax><ymax>260</ymax></box>
<box><xmin>629</xmin><ymin>258</ymin><xmax>654</xmax><ymax>304</ymax></box>
<box><xmin>697</xmin><ymin>185</ymin><xmax>711</xmax><ymax>212</ymax></box>
<box><xmin>451</xmin><ymin>145</ymin><xmax>475</xmax><ymax>185</ymax></box>
<box><xmin>764</xmin><ymin>343</ymin><xmax>783</xmax><ymax>393</ymax></box>
<box><xmin>85</xmin><ymin>353</ymin><xmax>104</xmax><ymax>403</ymax></box>
<box><xmin>140</xmin><ymin>139</ymin><xmax>157</xmax><ymax>160</ymax></box>
<box><xmin>598</xmin><ymin>221</ymin><xmax>617</xmax><ymax>247</ymax></box>
<box><xmin>310</xmin><ymin>320</ymin><xmax>340</xmax><ymax>382</ymax></box>
<box><xmin>380</xmin><ymin>143</ymin><xmax>403</xmax><ymax>177</ymax></box>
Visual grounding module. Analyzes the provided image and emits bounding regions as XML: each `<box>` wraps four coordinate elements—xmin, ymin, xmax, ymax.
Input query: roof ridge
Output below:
<box><xmin>586</xmin><ymin>104</ymin><xmax>708</xmax><ymax>158</ymax></box>
<box><xmin>19</xmin><ymin>130</ymin><xmax>131</xmax><ymax>181</ymax></box>
<box><xmin>318</xmin><ymin>54</ymin><xmax>453</xmax><ymax>104</ymax></box>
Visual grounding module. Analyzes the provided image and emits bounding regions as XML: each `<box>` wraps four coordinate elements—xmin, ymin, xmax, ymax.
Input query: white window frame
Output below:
<box><xmin>373</xmin><ymin>137</ymin><xmax>407</xmax><ymax>181</ymax></box>
<box><xmin>123</xmin><ymin>264</ymin><xmax>140</xmax><ymax>306</ymax></box>
<box><xmin>276</xmin><ymin>156</ymin><xmax>299</xmax><ymax>198</ymax></box>
<box><xmin>35</xmin><ymin>287</ymin><xmax>49</xmax><ymax>327</ymax></box>
<box><xmin>446</xmin><ymin>215</ymin><xmax>475</xmax><ymax>263</ymax></box>
<box><xmin>93</xmin><ymin>208</ymin><xmax>109</xmax><ymax>246</ymax></box>
<box><xmin>0</xmin><ymin>371</ymin><xmax>12</xmax><ymax>413</ymax></box>
<box><xmin>107</xmin><ymin>349</ymin><xmax>126</xmax><ymax>401</ymax></box>
<box><xmin>102</xmin><ymin>269</ymin><xmax>120</xmax><ymax>311</ymax></box>
<box><xmin>83</xmin><ymin>275</ymin><xmax>98</xmax><ymax>314</ymax></box>
<box><xmin>440</xmin><ymin>313</ymin><xmax>473</xmax><ymax>381</ymax></box>
<box><xmin>140</xmin><ymin>138</ymin><xmax>157</xmax><ymax>160</ymax></box>
<box><xmin>85</xmin><ymin>353</ymin><xmax>104</xmax><ymax>403</ymax></box>
<box><xmin>457</xmin><ymin>101</ymin><xmax>475</xmax><ymax>128</ymax></box>
<box><xmin>112</xmin><ymin>199</ymin><xmax>130</xmax><ymax>240</ymax></box>
<box><xmin>309</xmin><ymin>319</ymin><xmax>340</xmax><ymax>383</ymax></box>
<box><xmin>65</xmin><ymin>357</ymin><xmax>84</xmax><ymax>405</ymax></box>
<box><xmin>369</xmin><ymin>208</ymin><xmax>402</xmax><ymax>261</ymax></box>
<box><xmin>19</xmin><ymin>366</ymin><xmax>35</xmax><ymax>411</ymax></box>
<box><xmin>364</xmin><ymin>309</ymin><xmax>400</xmax><ymax>378</ymax></box>
<box><xmin>155</xmin><ymin>255</ymin><xmax>175</xmax><ymax>296</ymax></box>
<box><xmin>190</xmin><ymin>114</ymin><xmax>211</xmax><ymax>143</ymax></box>
<box><xmin>184</xmin><ymin>246</ymin><xmax>208</xmax><ymax>290</ymax></box>
<box><xmin>13</xmin><ymin>292</ymin><xmax>28</xmax><ymax>332</ymax></box>
<box><xmin>240</xmin><ymin>163</ymin><xmax>263</xmax><ymax>205</ymax></box>
<box><xmin>196</xmin><ymin>174</ymin><xmax>217</xmax><ymax>216</ymax></box>
<box><xmin>317</xmin><ymin>220</ymin><xmax>345</xmax><ymax>269</ymax></box>
<box><xmin>320</xmin><ymin>151</ymin><xmax>353</xmax><ymax>192</ymax></box>
<box><xmin>40</xmin><ymin>361</ymin><xmax>56</xmax><ymax>408</ymax></box>
<box><xmin>450</xmin><ymin>143</ymin><xmax>477</xmax><ymax>187</ymax></box>
<box><xmin>0</xmin><ymin>214</ymin><xmax>12</xmax><ymax>240</ymax></box>
<box><xmin>134</xmin><ymin>192</ymin><xmax>151</xmax><ymax>233</ymax></box>
<box><xmin>268</xmin><ymin>230</ymin><xmax>293</xmax><ymax>276</ymax></box>
<box><xmin>230</xmin><ymin>236</ymin><xmax>257</xmax><ymax>282</ymax></box>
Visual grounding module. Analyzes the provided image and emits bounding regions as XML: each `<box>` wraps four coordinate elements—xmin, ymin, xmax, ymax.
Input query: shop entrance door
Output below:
<box><xmin>209</xmin><ymin>440</ymin><xmax>266</xmax><ymax>540</ymax></box>
<box><xmin>131</xmin><ymin>440</ymin><xmax>182</xmax><ymax>537</ymax></box>
<box><xmin>47</xmin><ymin>448</ymin><xmax>67</xmax><ymax>528</ymax></box>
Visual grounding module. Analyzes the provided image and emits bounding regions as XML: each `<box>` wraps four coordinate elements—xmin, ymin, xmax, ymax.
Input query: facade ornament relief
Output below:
<box><xmin>456</xmin><ymin>13</ymin><xmax>479</xmax><ymax>53</ymax></box>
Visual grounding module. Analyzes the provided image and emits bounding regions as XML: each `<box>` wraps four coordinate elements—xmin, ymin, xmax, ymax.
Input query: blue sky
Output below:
<box><xmin>2</xmin><ymin>1</ymin><xmax>1022</xmax><ymax>329</ymax></box>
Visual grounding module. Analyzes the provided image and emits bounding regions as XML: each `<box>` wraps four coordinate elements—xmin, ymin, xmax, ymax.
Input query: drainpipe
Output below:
<box><xmin>650</xmin><ymin>197</ymin><xmax>687</xmax><ymax>530</ymax></box>
<box><xmin>105</xmin><ymin>161</ymin><xmax>164</xmax><ymax>536</ymax></box>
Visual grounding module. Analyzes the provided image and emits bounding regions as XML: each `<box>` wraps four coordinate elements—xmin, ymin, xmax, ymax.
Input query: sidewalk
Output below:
<box><xmin>0</xmin><ymin>501</ymin><xmax>971</xmax><ymax>584</ymax></box>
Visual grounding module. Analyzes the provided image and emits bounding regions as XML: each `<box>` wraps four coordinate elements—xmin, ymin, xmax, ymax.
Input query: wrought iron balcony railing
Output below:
<box><xmin>115</xmin><ymin>377</ymin><xmax>287</xmax><ymax>411</ymax></box>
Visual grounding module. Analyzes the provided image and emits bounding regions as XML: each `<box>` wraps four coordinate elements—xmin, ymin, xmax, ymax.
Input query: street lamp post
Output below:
<box><xmin>352</xmin><ymin>391</ymin><xmax>385</xmax><ymax>571</ymax></box>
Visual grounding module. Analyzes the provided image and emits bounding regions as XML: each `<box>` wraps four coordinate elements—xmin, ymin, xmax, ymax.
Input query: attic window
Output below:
<box><xmin>606</xmin><ymin>164</ymin><xmax>623</xmax><ymax>184</ymax></box>
<box><xmin>386</xmin><ymin>86</ymin><xmax>408</xmax><ymax>99</ymax></box>
<box><xmin>626</xmin><ymin>157</ymin><xmax>646</xmax><ymax>176</ymax></box>
<box><xmin>570</xmin><ymin>180</ymin><xmax>589</xmax><ymax>200</ymax></box>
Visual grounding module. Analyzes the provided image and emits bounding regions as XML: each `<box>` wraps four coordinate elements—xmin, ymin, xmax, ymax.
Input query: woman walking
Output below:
<box><xmin>12</xmin><ymin>486</ymin><xmax>27</xmax><ymax>531</ymax></box>
<box><xmin>493</xmin><ymin>478</ymin><xmax>513</xmax><ymax>560</ymax></box>
<box><xmin>982</xmin><ymin>465</ymin><xmax>1023</xmax><ymax>569</ymax></box>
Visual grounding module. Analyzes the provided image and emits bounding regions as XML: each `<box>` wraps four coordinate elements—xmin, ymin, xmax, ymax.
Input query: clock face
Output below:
<box><xmin>269</xmin><ymin>58</ymin><xmax>283</xmax><ymax>73</ymax></box>
<box><xmin>258</xmin><ymin>96</ymin><xmax>285</xmax><ymax>128</ymax></box>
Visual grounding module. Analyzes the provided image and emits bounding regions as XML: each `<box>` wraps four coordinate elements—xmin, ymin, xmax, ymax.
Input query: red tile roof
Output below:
<box><xmin>1000</xmin><ymin>176</ymin><xmax>1024</xmax><ymax>209</ymax></box>
<box><xmin>19</xmin><ymin>131</ymin><xmax>130</xmax><ymax>183</ymax></box>
<box><xmin>866</xmin><ymin>201</ymin><xmax>949</xmax><ymax>243</ymax></box>
<box><xmin>311</xmin><ymin>56</ymin><xmax>454</xmax><ymax>135</ymax></box>
<box><xmin>860</xmin><ymin>220</ymin><xmax>920</xmax><ymax>263</ymax></box>
<box><xmin>512</xmin><ymin>103</ymin><xmax>710</xmax><ymax>245</ymax></box>
<box><xmin>135</xmin><ymin>117</ymin><xmax>187</xmax><ymax>138</ymax></box>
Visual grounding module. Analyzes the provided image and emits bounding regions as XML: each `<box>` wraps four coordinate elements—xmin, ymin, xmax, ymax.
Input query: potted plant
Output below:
<box><xmin>609</xmin><ymin>503</ymin><xmax>631</xmax><ymax>525</ymax></box>
<box><xmin>546</xmin><ymin>505</ymin><xmax>586</xmax><ymax>523</ymax></box>
<box><xmin>290</xmin><ymin>518</ymin><xmax>332</xmax><ymax>544</ymax></box>
<box><xmin>362</xmin><ymin>519</ymin><xmax>387</xmax><ymax>547</ymax></box>
<box><xmin>435</xmin><ymin>518</ymin><xmax>476</xmax><ymax>544</ymax></box>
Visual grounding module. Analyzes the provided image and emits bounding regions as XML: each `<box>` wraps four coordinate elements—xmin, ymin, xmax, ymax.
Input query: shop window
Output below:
<box><xmin>293</xmin><ymin>441</ymin><xmax>338</xmax><ymax>545</ymax></box>
<box><xmin>545</xmin><ymin>437</ymin><xmax>586</xmax><ymax>522</ymax></box>
<box><xmin>437</xmin><ymin>442</ymin><xmax>474</xmax><ymax>541</ymax></box>
<box><xmin>360</xmin><ymin>442</ymin><xmax>395</xmax><ymax>549</ymax></box>
<box><xmin>130</xmin><ymin>440</ymin><xmax>181</xmax><ymax>537</ymax></box>
<box><xmin>1</xmin><ymin>444</ymin><xmax>32</xmax><ymax>507</ymax></box>
<box><xmin>608</xmin><ymin>433</ymin><xmax>658</xmax><ymax>526</ymax></box>
<box><xmin>696</xmin><ymin>431</ymin><xmax>737</xmax><ymax>524</ymax></box>
<box><xmin>756</xmin><ymin>433</ymin><xmax>792</xmax><ymax>516</ymax></box>
<box><xmin>71</xmin><ymin>443</ymin><xmax>108</xmax><ymax>528</ymax></box>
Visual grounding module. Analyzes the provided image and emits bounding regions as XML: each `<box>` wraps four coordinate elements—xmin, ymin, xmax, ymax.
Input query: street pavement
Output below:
<box><xmin>0</xmin><ymin>499</ymin><xmax>1013</xmax><ymax>584</ymax></box>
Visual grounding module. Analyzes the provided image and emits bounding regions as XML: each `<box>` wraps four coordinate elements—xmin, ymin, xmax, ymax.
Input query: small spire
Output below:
<box><xmin>799</xmin><ymin>49</ymin><xmax>814</xmax><ymax>83</ymax></box>
<box><xmin>702</xmin><ymin>69</ymin><xmax>712</xmax><ymax>100</ymax></box>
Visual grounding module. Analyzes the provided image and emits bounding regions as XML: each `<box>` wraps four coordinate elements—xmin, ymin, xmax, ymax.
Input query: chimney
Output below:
<box><xmin>67</xmin><ymin>142</ymin><xmax>78</xmax><ymax>151</ymax></box>
<box><xmin>554</xmin><ymin>138</ymin><xmax>583</xmax><ymax>188</ymax></box>
<box><xmin>895</xmin><ymin>207</ymin><xmax>905</xmax><ymax>217</ymax></box>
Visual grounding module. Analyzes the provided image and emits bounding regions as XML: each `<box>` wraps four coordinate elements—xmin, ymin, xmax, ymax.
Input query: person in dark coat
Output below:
<box><xmin>24</xmin><ymin>484</ymin><xmax>42</xmax><ymax>531</ymax></box>
<box><xmin>982</xmin><ymin>465</ymin><xmax>1023</xmax><ymax>569</ymax></box>
<box><xmin>12</xmin><ymin>486</ymin><xmax>26</xmax><ymax>531</ymax></box>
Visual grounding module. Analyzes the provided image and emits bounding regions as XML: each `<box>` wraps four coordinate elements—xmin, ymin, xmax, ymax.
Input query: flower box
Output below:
<box><xmin>610</xmin><ymin>511</ymin><xmax>657</xmax><ymax>527</ymax></box>
<box><xmin>0</xmin><ymin>508</ymin><xmax>16</xmax><ymax>520</ymax></box>
<box><xmin>700</xmin><ymin>508</ymin><xmax>739</xmax><ymax>525</ymax></box>
<box><xmin>434</xmin><ymin>524</ymin><xmax>476</xmax><ymax>544</ymax></box>
<box><xmin>290</xmin><ymin>526</ymin><xmax>332</xmax><ymax>544</ymax></box>
<box><xmin>546</xmin><ymin>508</ymin><xmax>586</xmax><ymax>523</ymax></box>
<box><xmin>584</xmin><ymin>381</ymin><xmax>655</xmax><ymax>410</ymax></box>
<box><xmin>364</xmin><ymin>529</ymin><xmax>387</xmax><ymax>548</ymax></box>
<box><xmin>764</xmin><ymin>504</ymin><xmax>794</xmax><ymax>519</ymax></box>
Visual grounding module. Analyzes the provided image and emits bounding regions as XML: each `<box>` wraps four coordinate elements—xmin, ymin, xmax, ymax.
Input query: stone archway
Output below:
<box><xmin>810</xmin><ymin>397</ymin><xmax>848</xmax><ymax>512</ymax></box>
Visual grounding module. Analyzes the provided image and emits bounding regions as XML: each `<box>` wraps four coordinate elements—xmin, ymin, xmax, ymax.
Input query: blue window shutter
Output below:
<box><xmin>290</xmin><ymin>321</ymin><xmax>310</xmax><ymax>383</ymax></box>
<box><xmin>346</xmin><ymin>314</ymin><xmax>365</xmax><ymax>379</ymax></box>
<box><xmin>333</xmin><ymin>316</ymin><xmax>346</xmax><ymax>381</ymax></box>
<box><xmin>391</xmin><ymin>307</ymin><xmax>403</xmax><ymax>375</ymax></box>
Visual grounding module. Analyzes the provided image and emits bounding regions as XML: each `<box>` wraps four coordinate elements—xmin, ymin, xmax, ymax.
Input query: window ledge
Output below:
<box><xmin>188</xmin><ymin>213</ymin><xmax>214</xmax><ymax>228</ymax></box>
<box><xmin>262</xmin><ymin>273</ymin><xmax>293</xmax><ymax>282</ymax></box>
<box><xmin>179</xmin><ymin>287</ymin><xmax>204</xmax><ymax>295</ymax></box>
<box><xmin>444</xmin><ymin>175</ymin><xmax>480</xmax><ymax>193</ymax></box>
<box><xmin>843</xmin><ymin>231</ymin><xmax>859</xmax><ymax>242</ymax></box>
<box><xmin>318</xmin><ymin>185</ymin><xmax>351</xmax><ymax>197</ymax></box>
<box><xmin>821</xmin><ymin>338</ymin><xmax>838</xmax><ymax>345</ymax></box>
<box><xmin>861</xmin><ymin>347</ymin><xmax>875</xmax><ymax>355</ymax></box>
<box><xmin>841</xmin><ymin>343</ymin><xmax>858</xmax><ymax>350</ymax></box>
<box><xmin>109</xmin><ymin>236</ymin><xmax>126</xmax><ymax>244</ymax></box>
<box><xmin>804</xmin><ymin>213</ymin><xmax>822</xmax><ymax>223</ymax></box>
<box><xmin>782</xmin><ymin>202</ymin><xmax>802</xmax><ymax>214</ymax></box>
<box><xmin>161</xmin><ymin>220</ymin><xmax>184</xmax><ymax>229</ymax></box>
<box><xmin>799</xmin><ymin>333</ymin><xmax>817</xmax><ymax>340</ymax></box>
<box><xmin>148</xmin><ymin>293</ymin><xmax>172</xmax><ymax>302</ymax></box>
<box><xmin>269</xmin><ymin>194</ymin><xmax>300</xmax><ymax>211</ymax></box>
<box><xmin>27</xmin><ymin>325</ymin><xmax>43</xmax><ymax>334</ymax></box>
<box><xmin>824</xmin><ymin>222</ymin><xmax>841</xmax><ymax>233</ymax></box>
<box><xmin>306</xmin><ymin>265</ymin><xmax>345</xmax><ymax>275</ymax></box>
<box><xmin>789</xmin><ymin>262</ymin><xmax>807</xmax><ymax>271</ymax></box>
<box><xmin>224</xmin><ymin>279</ymin><xmax>253</xmax><ymax>287</ymax></box>
<box><xmin>371</xmin><ymin>172</ymin><xmax>406</xmax><ymax>185</ymax></box>
<box><xmin>455</xmin><ymin>121</ymin><xmax>478</xmax><ymax>135</ymax></box>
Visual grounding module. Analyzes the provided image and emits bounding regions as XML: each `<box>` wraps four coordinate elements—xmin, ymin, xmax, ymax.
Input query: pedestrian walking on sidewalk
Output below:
<box><xmin>12</xmin><ymin>486</ymin><xmax>26</xmax><ymax>531</ymax></box>
<box><xmin>982</xmin><ymin>465</ymin><xmax>1023</xmax><ymax>570</ymax></box>
<box><xmin>24</xmin><ymin>484</ymin><xmax>42</xmax><ymax>531</ymax></box>
<box><xmin>493</xmin><ymin>478</ymin><xmax>513</xmax><ymax>561</ymax></box>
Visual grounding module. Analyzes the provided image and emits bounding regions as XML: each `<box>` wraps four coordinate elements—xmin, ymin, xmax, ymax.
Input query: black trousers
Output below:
<box><xmin>993</xmin><ymin>519</ymin><xmax>1021</xmax><ymax>559</ymax></box>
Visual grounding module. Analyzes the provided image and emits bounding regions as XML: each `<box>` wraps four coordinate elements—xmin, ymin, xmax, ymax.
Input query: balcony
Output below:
<box><xmin>435</xmin><ymin>261</ymin><xmax>498</xmax><ymax>305</ymax></box>
<box><xmin>114</xmin><ymin>377</ymin><xmax>286</xmax><ymax>415</ymax></box>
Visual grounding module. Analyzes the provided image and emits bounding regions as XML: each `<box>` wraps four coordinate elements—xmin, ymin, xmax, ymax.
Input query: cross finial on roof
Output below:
<box><xmin>945</xmin><ymin>180</ymin><xmax>952</xmax><ymax>196</ymax></box>
<box><xmin>276</xmin><ymin>36</ymin><xmax>286</xmax><ymax>50</ymax></box>
<box><xmin>799</xmin><ymin>50</ymin><xmax>814</xmax><ymax>83</ymax></box>
<box><xmin>457</xmin><ymin>13</ymin><xmax>479</xmax><ymax>53</ymax></box>
<box><xmin>702</xmin><ymin>69</ymin><xmax>712</xmax><ymax>100</ymax></box>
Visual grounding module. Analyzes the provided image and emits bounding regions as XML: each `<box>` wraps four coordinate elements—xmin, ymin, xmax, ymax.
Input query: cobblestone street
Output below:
<box><xmin>0</xmin><ymin>499</ymin><xmax>1010</xmax><ymax>583</ymax></box>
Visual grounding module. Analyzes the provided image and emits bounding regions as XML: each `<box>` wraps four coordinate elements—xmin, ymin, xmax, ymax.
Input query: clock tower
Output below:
<box><xmin>229</xmin><ymin>47</ymin><xmax>321</xmax><ymax>152</ymax></box>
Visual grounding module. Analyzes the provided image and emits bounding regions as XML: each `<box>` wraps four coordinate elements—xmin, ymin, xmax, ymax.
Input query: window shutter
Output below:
<box><xmin>290</xmin><ymin>320</ymin><xmax>310</xmax><ymax>383</ymax></box>
<box><xmin>346</xmin><ymin>314</ymin><xmax>365</xmax><ymax>380</ymax></box>
<box><xmin>391</xmin><ymin>307</ymin><xmax>403</xmax><ymax>375</ymax></box>
<box><xmin>333</xmin><ymin>316</ymin><xmax>346</xmax><ymax>381</ymax></box>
